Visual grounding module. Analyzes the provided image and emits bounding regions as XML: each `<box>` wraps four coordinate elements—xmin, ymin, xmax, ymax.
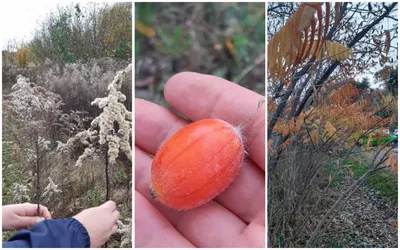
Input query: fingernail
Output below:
<box><xmin>36</xmin><ymin>218</ymin><xmax>45</xmax><ymax>224</ymax></box>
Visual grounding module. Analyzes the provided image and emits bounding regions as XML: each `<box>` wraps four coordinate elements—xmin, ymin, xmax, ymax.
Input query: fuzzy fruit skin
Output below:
<box><xmin>151</xmin><ymin>118</ymin><xmax>244</xmax><ymax>210</ymax></box>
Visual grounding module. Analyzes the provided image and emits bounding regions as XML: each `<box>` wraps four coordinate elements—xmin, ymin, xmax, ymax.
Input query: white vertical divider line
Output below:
<box><xmin>265</xmin><ymin>1</ymin><xmax>268</xmax><ymax>248</ymax></box>
<box><xmin>397</xmin><ymin>4</ymin><xmax>399</xmax><ymax>247</ymax></box>
<box><xmin>131</xmin><ymin>1</ymin><xmax>135</xmax><ymax>247</ymax></box>
<box><xmin>0</xmin><ymin>4</ymin><xmax>3</xmax><ymax>231</ymax></box>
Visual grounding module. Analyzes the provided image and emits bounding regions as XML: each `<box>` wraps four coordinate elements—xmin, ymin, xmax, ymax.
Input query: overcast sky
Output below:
<box><xmin>0</xmin><ymin>2</ymin><xmax>65</xmax><ymax>48</ymax></box>
<box><xmin>355</xmin><ymin>10</ymin><xmax>398</xmax><ymax>89</ymax></box>
<box><xmin>0</xmin><ymin>1</ymin><xmax>110</xmax><ymax>49</ymax></box>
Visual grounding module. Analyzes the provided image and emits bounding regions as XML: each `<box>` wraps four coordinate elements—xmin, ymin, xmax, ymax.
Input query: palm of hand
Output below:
<box><xmin>135</xmin><ymin>73</ymin><xmax>265</xmax><ymax>247</ymax></box>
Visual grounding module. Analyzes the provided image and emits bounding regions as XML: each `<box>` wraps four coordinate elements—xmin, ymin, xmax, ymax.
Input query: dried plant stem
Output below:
<box><xmin>105</xmin><ymin>147</ymin><xmax>110</xmax><ymax>201</ymax></box>
<box><xmin>306</xmin><ymin>169</ymin><xmax>369</xmax><ymax>247</ymax></box>
<box><xmin>35</xmin><ymin>132</ymin><xmax>40</xmax><ymax>216</ymax></box>
<box><xmin>105</xmin><ymin>148</ymin><xmax>109</xmax><ymax>249</ymax></box>
<box><xmin>235</xmin><ymin>53</ymin><xmax>265</xmax><ymax>84</ymax></box>
<box><xmin>306</xmin><ymin>143</ymin><xmax>393</xmax><ymax>247</ymax></box>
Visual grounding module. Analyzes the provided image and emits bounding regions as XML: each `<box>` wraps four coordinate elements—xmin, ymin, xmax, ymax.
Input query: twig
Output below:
<box><xmin>105</xmin><ymin>146</ymin><xmax>110</xmax><ymax>201</ymax></box>
<box><xmin>317</xmin><ymin>229</ymin><xmax>352</xmax><ymax>238</ymax></box>
<box><xmin>306</xmin><ymin>141</ymin><xmax>394</xmax><ymax>247</ymax></box>
<box><xmin>235</xmin><ymin>53</ymin><xmax>265</xmax><ymax>84</ymax></box>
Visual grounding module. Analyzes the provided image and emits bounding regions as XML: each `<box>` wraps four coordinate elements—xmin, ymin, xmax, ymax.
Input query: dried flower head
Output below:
<box><xmin>42</xmin><ymin>177</ymin><xmax>62</xmax><ymax>202</ymax></box>
<box><xmin>12</xmin><ymin>183</ymin><xmax>31</xmax><ymax>203</ymax></box>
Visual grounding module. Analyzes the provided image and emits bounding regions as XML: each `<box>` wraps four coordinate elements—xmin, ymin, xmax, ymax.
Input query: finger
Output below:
<box><xmin>39</xmin><ymin>206</ymin><xmax>52</xmax><ymax>219</ymax></box>
<box><xmin>135</xmin><ymin>146</ymin><xmax>152</xmax><ymax>189</ymax></box>
<box><xmin>164</xmin><ymin>72</ymin><xmax>265</xmax><ymax>170</ymax></box>
<box><xmin>135</xmin><ymin>98</ymin><xmax>187</xmax><ymax>154</ymax></box>
<box><xmin>21</xmin><ymin>203</ymin><xmax>38</xmax><ymax>216</ymax></box>
<box><xmin>111</xmin><ymin>224</ymin><xmax>118</xmax><ymax>235</ymax></box>
<box><xmin>112</xmin><ymin>210</ymin><xmax>120</xmax><ymax>221</ymax></box>
<box><xmin>20</xmin><ymin>204</ymin><xmax>50</xmax><ymax>218</ymax></box>
<box><xmin>215</xmin><ymin>157</ymin><xmax>265</xmax><ymax>223</ymax></box>
<box><xmin>101</xmin><ymin>200</ymin><xmax>117</xmax><ymax>211</ymax></box>
<box><xmin>35</xmin><ymin>217</ymin><xmax>45</xmax><ymax>224</ymax></box>
<box><xmin>135</xmin><ymin>101</ymin><xmax>265</xmax><ymax>223</ymax></box>
<box><xmin>235</xmin><ymin>212</ymin><xmax>265</xmax><ymax>247</ymax></box>
<box><xmin>135</xmin><ymin>147</ymin><xmax>247</xmax><ymax>247</ymax></box>
<box><xmin>135</xmin><ymin>191</ymin><xmax>195</xmax><ymax>248</ymax></box>
<box><xmin>16</xmin><ymin>216</ymin><xmax>44</xmax><ymax>230</ymax></box>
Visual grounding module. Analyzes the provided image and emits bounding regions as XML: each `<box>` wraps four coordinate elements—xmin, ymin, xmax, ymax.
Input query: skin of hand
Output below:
<box><xmin>73</xmin><ymin>200</ymin><xmax>120</xmax><ymax>248</ymax></box>
<box><xmin>135</xmin><ymin>72</ymin><xmax>265</xmax><ymax>247</ymax></box>
<box><xmin>2</xmin><ymin>203</ymin><xmax>52</xmax><ymax>231</ymax></box>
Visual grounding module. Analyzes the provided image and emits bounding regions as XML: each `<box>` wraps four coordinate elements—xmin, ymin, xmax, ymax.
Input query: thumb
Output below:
<box><xmin>100</xmin><ymin>200</ymin><xmax>116</xmax><ymax>211</ymax></box>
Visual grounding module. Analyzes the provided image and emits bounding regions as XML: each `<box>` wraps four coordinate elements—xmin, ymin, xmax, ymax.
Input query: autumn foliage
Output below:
<box><xmin>15</xmin><ymin>46</ymin><xmax>31</xmax><ymax>69</ymax></box>
<box><xmin>271</xmin><ymin>82</ymin><xmax>394</xmax><ymax>154</ymax></box>
<box><xmin>268</xmin><ymin>2</ymin><xmax>397</xmax><ymax>247</ymax></box>
<box><xmin>268</xmin><ymin>3</ymin><xmax>396</xmax><ymax>167</ymax></box>
<box><xmin>268</xmin><ymin>3</ymin><xmax>352</xmax><ymax>83</ymax></box>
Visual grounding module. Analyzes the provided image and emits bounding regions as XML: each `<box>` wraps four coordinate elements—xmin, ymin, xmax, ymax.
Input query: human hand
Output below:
<box><xmin>73</xmin><ymin>200</ymin><xmax>120</xmax><ymax>248</ymax></box>
<box><xmin>135</xmin><ymin>72</ymin><xmax>265</xmax><ymax>247</ymax></box>
<box><xmin>2</xmin><ymin>203</ymin><xmax>52</xmax><ymax>231</ymax></box>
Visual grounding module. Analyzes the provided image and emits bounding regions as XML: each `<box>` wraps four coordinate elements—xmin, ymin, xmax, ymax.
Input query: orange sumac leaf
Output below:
<box><xmin>387</xmin><ymin>153</ymin><xmax>398</xmax><ymax>174</ymax></box>
<box><xmin>268</xmin><ymin>97</ymin><xmax>277</xmax><ymax>114</ymax></box>
<box><xmin>279</xmin><ymin>140</ymin><xmax>289</xmax><ymax>151</ymax></box>
<box><xmin>283</xmin><ymin>127</ymin><xmax>290</xmax><ymax>137</ymax></box>
<box><xmin>225</xmin><ymin>37</ymin><xmax>236</xmax><ymax>57</ymax></box>
<box><xmin>135</xmin><ymin>20</ymin><xmax>155</xmax><ymax>38</ymax></box>
<box><xmin>311</xmin><ymin>130</ymin><xmax>319</xmax><ymax>144</ymax></box>
<box><xmin>390</xmin><ymin>221</ymin><xmax>398</xmax><ymax>231</ymax></box>
<box><xmin>311</xmin><ymin>64</ymin><xmax>317</xmax><ymax>76</ymax></box>
<box><xmin>377</xmin><ymin>89</ymin><xmax>384</xmax><ymax>101</ymax></box>
<box><xmin>289</xmin><ymin>118</ymin><xmax>296</xmax><ymax>132</ymax></box>
<box><xmin>299</xmin><ymin>3</ymin><xmax>321</xmax><ymax>31</ymax></box>
<box><xmin>385</xmin><ymin>30</ymin><xmax>390</xmax><ymax>54</ymax></box>
<box><xmin>345</xmin><ymin>165</ymin><xmax>354</xmax><ymax>177</ymax></box>
<box><xmin>334</xmin><ymin>3</ymin><xmax>341</xmax><ymax>28</ymax></box>
<box><xmin>325</xmin><ymin>121</ymin><xmax>336</xmax><ymax>136</ymax></box>
<box><xmin>296</xmin><ymin>119</ymin><xmax>303</xmax><ymax>133</ymax></box>
<box><xmin>268</xmin><ymin>3</ymin><xmax>318</xmax><ymax>81</ymax></box>
<box><xmin>268</xmin><ymin>139</ymin><xmax>273</xmax><ymax>151</ymax></box>
<box><xmin>305</xmin><ymin>19</ymin><xmax>316</xmax><ymax>62</ymax></box>
<box><xmin>322</xmin><ymin>3</ymin><xmax>330</xmax><ymax>49</ymax></box>
<box><xmin>279</xmin><ymin>136</ymin><xmax>296</xmax><ymax>151</ymax></box>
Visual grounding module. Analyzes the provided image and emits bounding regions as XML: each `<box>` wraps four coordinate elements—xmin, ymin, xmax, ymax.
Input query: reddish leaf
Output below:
<box><xmin>384</xmin><ymin>30</ymin><xmax>390</xmax><ymax>54</ymax></box>
<box><xmin>334</xmin><ymin>3</ymin><xmax>341</xmax><ymax>28</ymax></box>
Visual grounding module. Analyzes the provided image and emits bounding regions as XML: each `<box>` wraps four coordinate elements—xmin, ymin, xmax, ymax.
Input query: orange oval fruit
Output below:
<box><xmin>151</xmin><ymin>118</ymin><xmax>244</xmax><ymax>210</ymax></box>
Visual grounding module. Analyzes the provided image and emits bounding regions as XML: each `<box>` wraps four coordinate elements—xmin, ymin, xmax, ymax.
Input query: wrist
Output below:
<box><xmin>69</xmin><ymin>218</ymin><xmax>91</xmax><ymax>248</ymax></box>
